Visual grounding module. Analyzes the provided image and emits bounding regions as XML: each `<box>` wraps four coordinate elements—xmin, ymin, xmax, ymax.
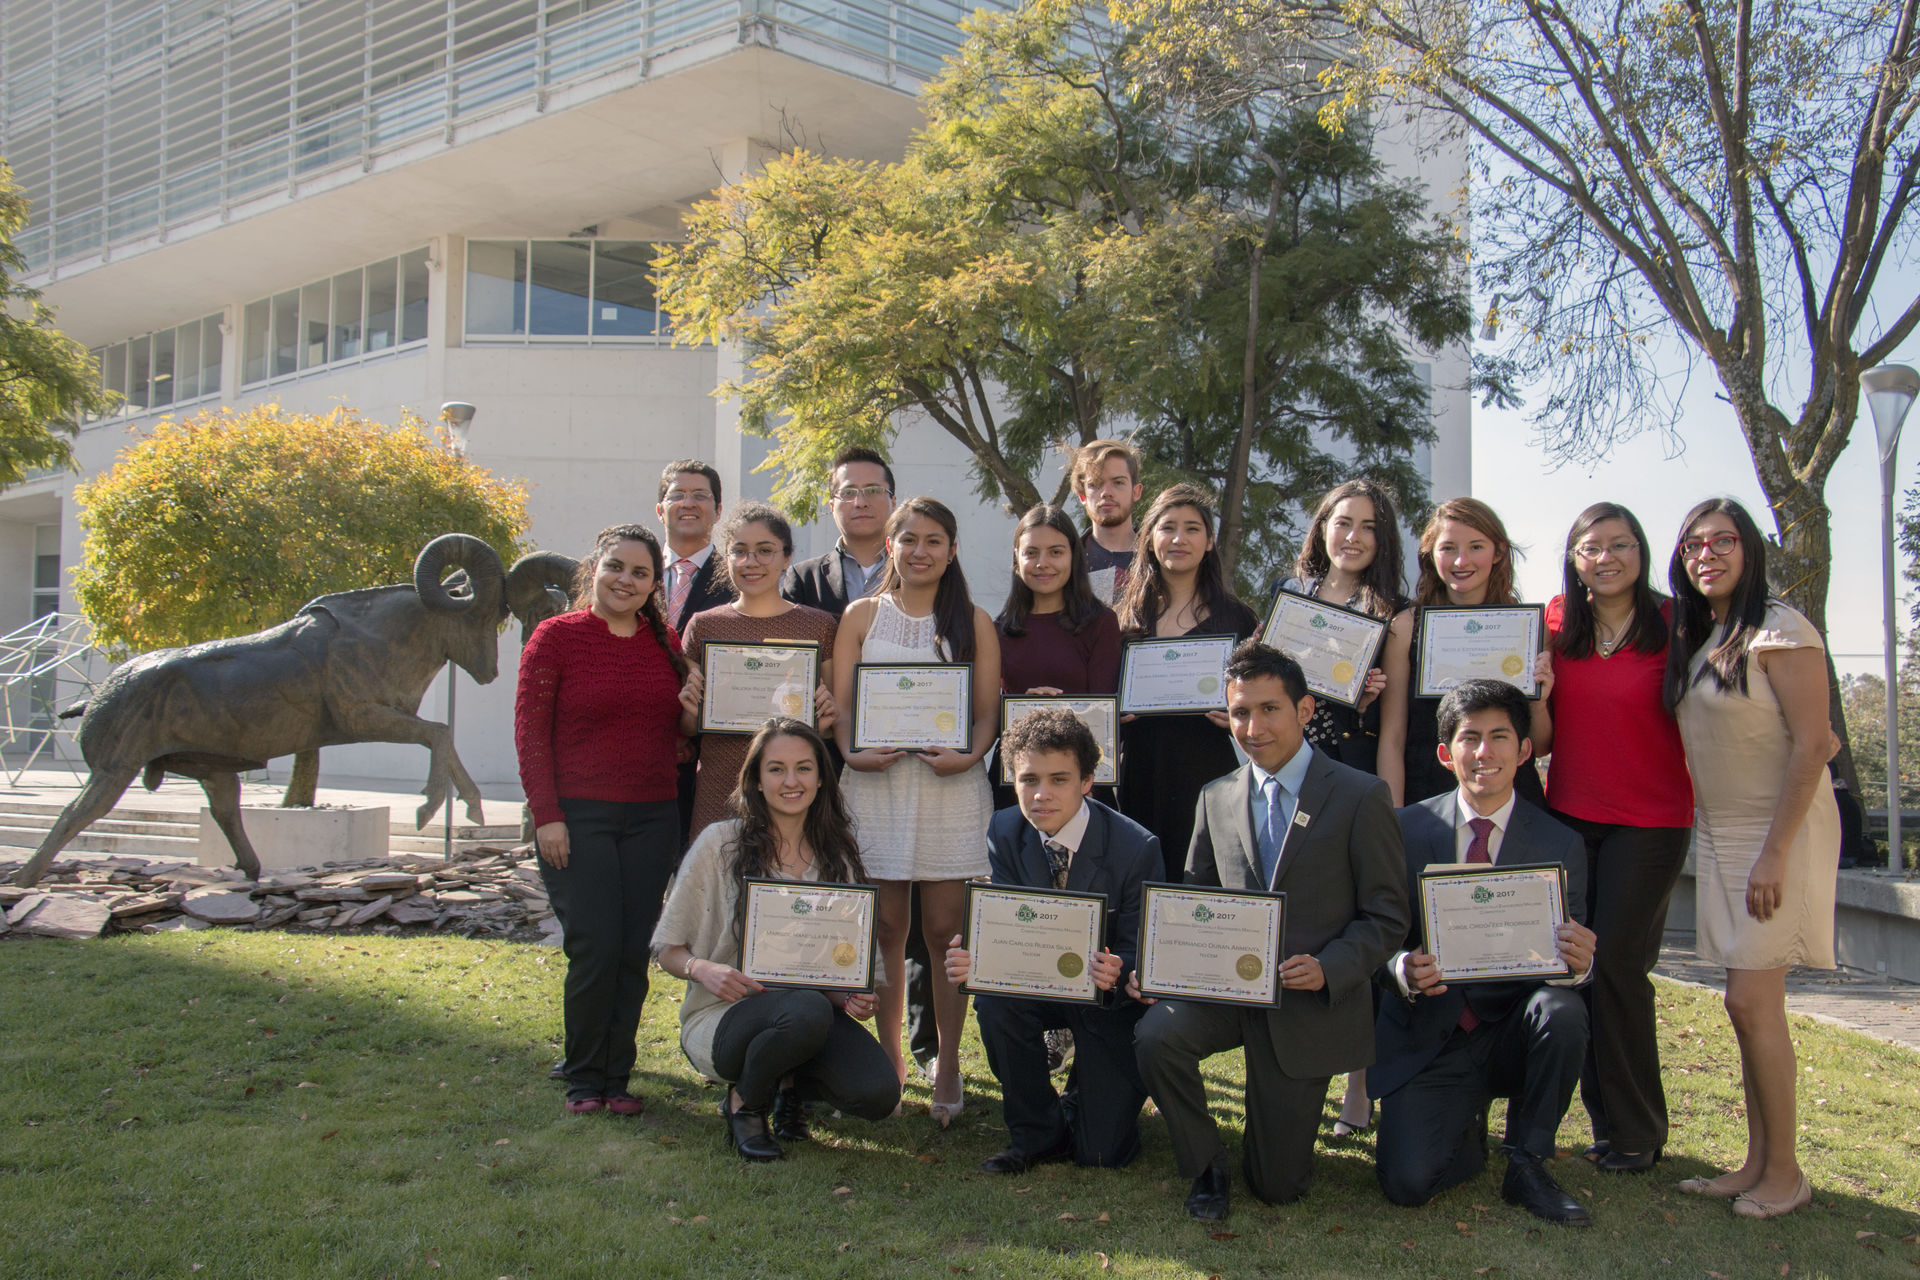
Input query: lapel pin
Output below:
<box><xmin>1292</xmin><ymin>810</ymin><xmax>1311</xmax><ymax>828</ymax></box>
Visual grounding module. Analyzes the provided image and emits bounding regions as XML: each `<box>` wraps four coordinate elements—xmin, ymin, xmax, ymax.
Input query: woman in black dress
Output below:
<box><xmin>1115</xmin><ymin>484</ymin><xmax>1258</xmax><ymax>880</ymax></box>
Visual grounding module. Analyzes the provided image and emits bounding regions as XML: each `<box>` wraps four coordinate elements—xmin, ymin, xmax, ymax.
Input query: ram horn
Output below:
<box><xmin>505</xmin><ymin>551</ymin><xmax>580</xmax><ymax>628</ymax></box>
<box><xmin>413</xmin><ymin>534</ymin><xmax>506</xmax><ymax>615</ymax></box>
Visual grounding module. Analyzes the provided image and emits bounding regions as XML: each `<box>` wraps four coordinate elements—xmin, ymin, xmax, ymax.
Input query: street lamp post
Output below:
<box><xmin>1862</xmin><ymin>366</ymin><xmax>1917</xmax><ymax>867</ymax></box>
<box><xmin>438</xmin><ymin>402</ymin><xmax>476</xmax><ymax>863</ymax></box>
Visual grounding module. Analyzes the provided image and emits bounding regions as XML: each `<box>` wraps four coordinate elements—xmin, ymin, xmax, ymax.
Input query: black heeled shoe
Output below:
<box><xmin>770</xmin><ymin>1085</ymin><xmax>811</xmax><ymax>1143</ymax></box>
<box><xmin>721</xmin><ymin>1092</ymin><xmax>784</xmax><ymax>1162</ymax></box>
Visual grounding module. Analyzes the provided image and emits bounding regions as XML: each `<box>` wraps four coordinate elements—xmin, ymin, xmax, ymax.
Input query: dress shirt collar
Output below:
<box><xmin>1250</xmin><ymin>741</ymin><xmax>1314</xmax><ymax>801</ymax></box>
<box><xmin>1452</xmin><ymin>788</ymin><xmax>1518</xmax><ymax>848</ymax></box>
<box><xmin>1033</xmin><ymin>796</ymin><xmax>1092</xmax><ymax>855</ymax></box>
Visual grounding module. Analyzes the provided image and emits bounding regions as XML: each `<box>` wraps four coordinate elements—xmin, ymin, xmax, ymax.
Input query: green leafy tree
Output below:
<box><xmin>0</xmin><ymin>159</ymin><xmax>113</xmax><ymax>483</ymax></box>
<box><xmin>72</xmin><ymin>404</ymin><xmax>532</xmax><ymax>805</ymax></box>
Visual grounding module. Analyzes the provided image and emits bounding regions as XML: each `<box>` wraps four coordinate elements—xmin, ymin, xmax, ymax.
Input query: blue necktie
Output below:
<box><xmin>1259</xmin><ymin>776</ymin><xmax>1284</xmax><ymax>887</ymax></box>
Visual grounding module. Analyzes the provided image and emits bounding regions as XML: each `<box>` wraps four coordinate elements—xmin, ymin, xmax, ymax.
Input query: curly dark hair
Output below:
<box><xmin>1001</xmin><ymin>706</ymin><xmax>1100</xmax><ymax>780</ymax></box>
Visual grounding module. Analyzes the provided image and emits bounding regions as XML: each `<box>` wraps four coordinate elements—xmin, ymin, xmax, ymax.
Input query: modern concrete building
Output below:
<box><xmin>0</xmin><ymin>0</ymin><xmax>1468</xmax><ymax>793</ymax></box>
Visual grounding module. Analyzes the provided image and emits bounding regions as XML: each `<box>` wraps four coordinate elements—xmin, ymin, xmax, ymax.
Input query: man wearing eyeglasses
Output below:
<box><xmin>657</xmin><ymin>460</ymin><xmax>729</xmax><ymax>634</ymax></box>
<box><xmin>781</xmin><ymin>446</ymin><xmax>897</xmax><ymax>618</ymax></box>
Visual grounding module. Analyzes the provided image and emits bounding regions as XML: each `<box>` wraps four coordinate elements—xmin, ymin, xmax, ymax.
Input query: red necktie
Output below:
<box><xmin>1456</xmin><ymin>817</ymin><xmax>1495</xmax><ymax>1032</ymax></box>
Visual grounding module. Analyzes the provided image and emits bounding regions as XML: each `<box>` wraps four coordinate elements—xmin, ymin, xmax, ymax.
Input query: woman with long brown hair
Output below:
<box><xmin>515</xmin><ymin>523</ymin><xmax>687</xmax><ymax>1116</ymax></box>
<box><xmin>1114</xmin><ymin>483</ymin><xmax>1259</xmax><ymax>880</ymax></box>
<box><xmin>654</xmin><ymin>719</ymin><xmax>900</xmax><ymax>1161</ymax></box>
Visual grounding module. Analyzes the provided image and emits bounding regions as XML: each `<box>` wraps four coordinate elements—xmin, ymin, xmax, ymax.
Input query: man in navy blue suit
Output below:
<box><xmin>1371</xmin><ymin>679</ymin><xmax>1597</xmax><ymax>1226</ymax></box>
<box><xmin>946</xmin><ymin>708</ymin><xmax>1161</xmax><ymax>1172</ymax></box>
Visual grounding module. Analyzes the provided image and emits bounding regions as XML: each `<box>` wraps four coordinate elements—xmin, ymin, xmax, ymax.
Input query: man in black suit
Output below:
<box><xmin>1131</xmin><ymin>642</ymin><xmax>1408</xmax><ymax>1220</ymax></box>
<box><xmin>945</xmin><ymin>708</ymin><xmax>1161</xmax><ymax>1171</ymax></box>
<box><xmin>780</xmin><ymin>446</ymin><xmax>895</xmax><ymax>619</ymax></box>
<box><xmin>1371</xmin><ymin>678</ymin><xmax>1597</xmax><ymax>1226</ymax></box>
<box><xmin>658</xmin><ymin>459</ymin><xmax>731</xmax><ymax>849</ymax></box>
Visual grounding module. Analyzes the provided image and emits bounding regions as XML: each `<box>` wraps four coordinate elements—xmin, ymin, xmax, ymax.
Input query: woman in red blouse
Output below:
<box><xmin>515</xmin><ymin>523</ymin><xmax>689</xmax><ymax>1115</ymax></box>
<box><xmin>1534</xmin><ymin>502</ymin><xmax>1693</xmax><ymax>1173</ymax></box>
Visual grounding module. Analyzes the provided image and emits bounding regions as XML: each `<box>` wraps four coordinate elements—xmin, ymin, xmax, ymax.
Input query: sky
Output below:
<box><xmin>1470</xmin><ymin>370</ymin><xmax>1920</xmax><ymax>681</ymax></box>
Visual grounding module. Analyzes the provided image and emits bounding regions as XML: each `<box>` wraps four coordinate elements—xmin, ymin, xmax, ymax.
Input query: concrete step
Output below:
<box><xmin>0</xmin><ymin>823</ymin><xmax>201</xmax><ymax>858</ymax></box>
<box><xmin>0</xmin><ymin>811</ymin><xmax>200</xmax><ymax>838</ymax></box>
<box><xmin>0</xmin><ymin>799</ymin><xmax>518</xmax><ymax>841</ymax></box>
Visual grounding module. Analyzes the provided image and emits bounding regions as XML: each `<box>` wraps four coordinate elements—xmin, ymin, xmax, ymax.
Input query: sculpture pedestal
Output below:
<box><xmin>197</xmin><ymin>805</ymin><xmax>390</xmax><ymax>874</ymax></box>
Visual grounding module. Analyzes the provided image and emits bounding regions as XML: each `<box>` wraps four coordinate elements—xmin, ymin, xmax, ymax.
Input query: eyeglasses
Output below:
<box><xmin>831</xmin><ymin>484</ymin><xmax>893</xmax><ymax>503</ymax></box>
<box><xmin>663</xmin><ymin>489</ymin><xmax>714</xmax><ymax>505</ymax></box>
<box><xmin>1680</xmin><ymin>533</ymin><xmax>1740</xmax><ymax>560</ymax></box>
<box><xmin>1573</xmin><ymin>539</ymin><xmax>1639</xmax><ymax>562</ymax></box>
<box><xmin>727</xmin><ymin>546</ymin><xmax>784</xmax><ymax>564</ymax></box>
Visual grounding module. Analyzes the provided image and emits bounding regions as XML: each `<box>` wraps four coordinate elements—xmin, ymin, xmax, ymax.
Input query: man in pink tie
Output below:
<box><xmin>1371</xmin><ymin>679</ymin><xmax>1597</xmax><ymax>1226</ymax></box>
<box><xmin>656</xmin><ymin>460</ymin><xmax>727</xmax><ymax>848</ymax></box>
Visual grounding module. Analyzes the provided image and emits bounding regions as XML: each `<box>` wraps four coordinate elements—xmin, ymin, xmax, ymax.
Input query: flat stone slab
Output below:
<box><xmin>181</xmin><ymin>887</ymin><xmax>262</xmax><ymax>924</ymax></box>
<box><xmin>15</xmin><ymin>893</ymin><xmax>113</xmax><ymax>939</ymax></box>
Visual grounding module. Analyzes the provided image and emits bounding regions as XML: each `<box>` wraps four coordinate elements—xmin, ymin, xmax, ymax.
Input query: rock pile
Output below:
<box><xmin>0</xmin><ymin>847</ymin><xmax>562</xmax><ymax>943</ymax></box>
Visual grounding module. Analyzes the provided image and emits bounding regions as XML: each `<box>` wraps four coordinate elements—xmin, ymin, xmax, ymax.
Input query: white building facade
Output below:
<box><xmin>0</xmin><ymin>0</ymin><xmax>1469</xmax><ymax>792</ymax></box>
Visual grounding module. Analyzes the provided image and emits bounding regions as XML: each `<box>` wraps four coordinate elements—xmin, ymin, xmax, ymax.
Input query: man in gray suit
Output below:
<box><xmin>1132</xmin><ymin>642</ymin><xmax>1409</xmax><ymax>1220</ymax></box>
<box><xmin>1371</xmin><ymin>678</ymin><xmax>1596</xmax><ymax>1225</ymax></box>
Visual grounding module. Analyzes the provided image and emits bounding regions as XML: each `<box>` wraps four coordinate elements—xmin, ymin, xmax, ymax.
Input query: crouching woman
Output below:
<box><xmin>653</xmin><ymin>718</ymin><xmax>901</xmax><ymax>1160</ymax></box>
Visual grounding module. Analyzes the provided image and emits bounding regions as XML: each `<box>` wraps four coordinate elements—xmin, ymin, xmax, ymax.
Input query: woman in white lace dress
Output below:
<box><xmin>833</xmin><ymin>497</ymin><xmax>1000</xmax><ymax>1125</ymax></box>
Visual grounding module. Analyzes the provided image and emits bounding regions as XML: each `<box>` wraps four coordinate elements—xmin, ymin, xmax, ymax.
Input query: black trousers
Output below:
<box><xmin>1552</xmin><ymin>812</ymin><xmax>1691</xmax><ymax>1153</ymax></box>
<box><xmin>712</xmin><ymin>988</ymin><xmax>901</xmax><ymax>1119</ymax></box>
<box><xmin>1374</xmin><ymin>987</ymin><xmax>1587</xmax><ymax>1206</ymax></box>
<box><xmin>975</xmin><ymin>994</ymin><xmax>1147</xmax><ymax>1167</ymax></box>
<box><xmin>905</xmin><ymin>886</ymin><xmax>936</xmax><ymax>1068</ymax></box>
<box><xmin>1135</xmin><ymin>1000</ymin><xmax>1330</xmax><ymax>1204</ymax></box>
<box><xmin>539</xmin><ymin>798</ymin><xmax>679</xmax><ymax>1099</ymax></box>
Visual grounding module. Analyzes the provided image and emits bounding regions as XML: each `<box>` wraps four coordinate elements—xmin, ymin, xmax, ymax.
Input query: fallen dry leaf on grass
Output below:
<box><xmin>1094</xmin><ymin>1253</ymin><xmax>1109</xmax><ymax>1270</ymax></box>
<box><xmin>493</xmin><ymin>1138</ymin><xmax>509</xmax><ymax>1146</ymax></box>
<box><xmin>1058</xmin><ymin>1213</ymin><xmax>1077</xmax><ymax>1221</ymax></box>
<box><xmin>1208</xmin><ymin>1232</ymin><xmax>1237</xmax><ymax>1242</ymax></box>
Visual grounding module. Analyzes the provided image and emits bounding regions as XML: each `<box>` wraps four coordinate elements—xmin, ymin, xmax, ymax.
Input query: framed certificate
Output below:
<box><xmin>1261</xmin><ymin>589</ymin><xmax>1389</xmax><ymax>708</ymax></box>
<box><xmin>1416</xmin><ymin>606</ymin><xmax>1544</xmax><ymax>698</ymax></box>
<box><xmin>999</xmin><ymin>695</ymin><xmax>1120</xmax><ymax>786</ymax></box>
<box><xmin>850</xmin><ymin>663</ymin><xmax>972</xmax><ymax>751</ymax></box>
<box><xmin>739</xmin><ymin>879</ymin><xmax>880</xmax><ymax>992</ymax></box>
<box><xmin>1417</xmin><ymin>862</ymin><xmax>1569</xmax><ymax>983</ymax></box>
<box><xmin>1136</xmin><ymin>882</ymin><xmax>1285</xmax><ymax>1007</ymax></box>
<box><xmin>698</xmin><ymin>642</ymin><xmax>820</xmax><ymax>734</ymax></box>
<box><xmin>1118</xmin><ymin>634</ymin><xmax>1238</xmax><ymax>714</ymax></box>
<box><xmin>961</xmin><ymin>882</ymin><xmax>1108</xmax><ymax>1005</ymax></box>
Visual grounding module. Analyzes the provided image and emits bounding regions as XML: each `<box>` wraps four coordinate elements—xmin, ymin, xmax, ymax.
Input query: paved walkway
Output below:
<box><xmin>1657</xmin><ymin>931</ymin><xmax>1920</xmax><ymax>1052</ymax></box>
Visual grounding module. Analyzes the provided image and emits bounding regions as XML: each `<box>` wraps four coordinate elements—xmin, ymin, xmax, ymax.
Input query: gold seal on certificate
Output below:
<box><xmin>740</xmin><ymin>879</ymin><xmax>880</xmax><ymax>991</ymax></box>
<box><xmin>1416</xmin><ymin>606</ymin><xmax>1545</xmax><ymax>697</ymax></box>
<box><xmin>1418</xmin><ymin>863</ymin><xmax>1570</xmax><ymax>983</ymax></box>
<box><xmin>699</xmin><ymin>642</ymin><xmax>821</xmax><ymax>734</ymax></box>
<box><xmin>999</xmin><ymin>696</ymin><xmax>1120</xmax><ymax>786</ymax></box>
<box><xmin>1260</xmin><ymin>589</ymin><xmax>1390</xmax><ymax>708</ymax></box>
<box><xmin>961</xmin><ymin>883</ymin><xmax>1108</xmax><ymax>1005</ymax></box>
<box><xmin>1136</xmin><ymin>883</ymin><xmax>1285</xmax><ymax>1007</ymax></box>
<box><xmin>1118</xmin><ymin>634</ymin><xmax>1239</xmax><ymax>714</ymax></box>
<box><xmin>851</xmin><ymin>663</ymin><xmax>973</xmax><ymax>751</ymax></box>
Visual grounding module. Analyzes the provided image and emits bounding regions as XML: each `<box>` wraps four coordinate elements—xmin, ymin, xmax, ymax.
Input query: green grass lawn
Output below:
<box><xmin>1</xmin><ymin>932</ymin><xmax>1915</xmax><ymax>1280</ymax></box>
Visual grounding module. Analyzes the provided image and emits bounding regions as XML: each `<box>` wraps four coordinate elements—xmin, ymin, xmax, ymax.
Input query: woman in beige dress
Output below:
<box><xmin>1665</xmin><ymin>498</ymin><xmax>1838</xmax><ymax>1220</ymax></box>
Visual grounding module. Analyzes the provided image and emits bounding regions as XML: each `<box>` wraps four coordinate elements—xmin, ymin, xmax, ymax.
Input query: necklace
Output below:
<box><xmin>1594</xmin><ymin>617</ymin><xmax>1627</xmax><ymax>658</ymax></box>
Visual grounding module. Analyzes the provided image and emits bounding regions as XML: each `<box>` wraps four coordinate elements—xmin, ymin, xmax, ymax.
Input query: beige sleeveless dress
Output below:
<box><xmin>1675</xmin><ymin>602</ymin><xmax>1838</xmax><ymax>969</ymax></box>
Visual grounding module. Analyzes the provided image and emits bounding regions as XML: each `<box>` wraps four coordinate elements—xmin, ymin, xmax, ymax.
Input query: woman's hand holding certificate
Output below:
<box><xmin>1260</xmin><ymin>590</ymin><xmax>1388</xmax><ymax>708</ymax></box>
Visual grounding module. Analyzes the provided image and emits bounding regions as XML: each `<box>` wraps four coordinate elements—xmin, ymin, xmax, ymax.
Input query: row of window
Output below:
<box><xmin>92</xmin><ymin>314</ymin><xmax>223</xmax><ymax>418</ymax></box>
<box><xmin>465</xmin><ymin>239</ymin><xmax>671</xmax><ymax>340</ymax></box>
<box><xmin>241</xmin><ymin>249</ymin><xmax>432</xmax><ymax>386</ymax></box>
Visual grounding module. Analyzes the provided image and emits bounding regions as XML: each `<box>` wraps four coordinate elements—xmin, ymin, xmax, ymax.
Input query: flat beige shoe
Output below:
<box><xmin>1676</xmin><ymin>1174</ymin><xmax>1749</xmax><ymax>1199</ymax></box>
<box><xmin>1731</xmin><ymin>1174</ymin><xmax>1812</xmax><ymax>1220</ymax></box>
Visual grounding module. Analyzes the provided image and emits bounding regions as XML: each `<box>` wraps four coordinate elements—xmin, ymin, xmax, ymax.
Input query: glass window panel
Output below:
<box><xmin>528</xmin><ymin>240</ymin><xmax>591</xmax><ymax>336</ymax></box>
<box><xmin>34</xmin><ymin>552</ymin><xmax>59</xmax><ymax>591</ymax></box>
<box><xmin>365</xmin><ymin>258</ymin><xmax>398</xmax><ymax>351</ymax></box>
<box><xmin>300</xmin><ymin>281</ymin><xmax>330</xmax><ymax>370</ymax></box>
<box><xmin>464</xmin><ymin>240</ymin><xmax>525</xmax><ymax>336</ymax></box>
<box><xmin>591</xmin><ymin>240</ymin><xmax>656</xmax><ymax>336</ymax></box>
<box><xmin>243</xmin><ymin>299</ymin><xmax>270</xmax><ymax>384</ymax></box>
<box><xmin>331</xmin><ymin>270</ymin><xmax>363</xmax><ymax>360</ymax></box>
<box><xmin>32</xmin><ymin>592</ymin><xmax>59</xmax><ymax>620</ymax></box>
<box><xmin>100</xmin><ymin>343</ymin><xmax>127</xmax><ymax>407</ymax></box>
<box><xmin>128</xmin><ymin>334</ymin><xmax>151</xmax><ymax>410</ymax></box>
<box><xmin>35</xmin><ymin>525</ymin><xmax>60</xmax><ymax>558</ymax></box>
<box><xmin>400</xmin><ymin>247</ymin><xmax>430</xmax><ymax>344</ymax></box>
<box><xmin>200</xmin><ymin>316</ymin><xmax>223</xmax><ymax>394</ymax></box>
<box><xmin>271</xmin><ymin>290</ymin><xmax>299</xmax><ymax>378</ymax></box>
<box><xmin>175</xmin><ymin>322</ymin><xmax>201</xmax><ymax>401</ymax></box>
<box><xmin>150</xmin><ymin>327</ymin><xmax>176</xmax><ymax>407</ymax></box>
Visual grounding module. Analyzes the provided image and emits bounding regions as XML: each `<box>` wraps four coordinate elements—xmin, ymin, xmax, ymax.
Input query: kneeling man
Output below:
<box><xmin>1132</xmin><ymin>642</ymin><xmax>1408</xmax><ymax>1220</ymax></box>
<box><xmin>946</xmin><ymin>708</ymin><xmax>1161</xmax><ymax>1172</ymax></box>
<box><xmin>1371</xmin><ymin>678</ymin><xmax>1596</xmax><ymax>1225</ymax></box>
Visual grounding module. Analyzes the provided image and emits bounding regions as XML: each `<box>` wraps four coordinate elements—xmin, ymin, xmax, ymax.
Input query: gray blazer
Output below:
<box><xmin>1185</xmin><ymin>749</ymin><xmax>1410</xmax><ymax>1078</ymax></box>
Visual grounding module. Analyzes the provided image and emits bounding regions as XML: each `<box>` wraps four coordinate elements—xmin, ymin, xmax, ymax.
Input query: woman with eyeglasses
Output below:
<box><xmin>678</xmin><ymin>503</ymin><xmax>839</xmax><ymax>839</ymax></box>
<box><xmin>1530</xmin><ymin>503</ymin><xmax>1693</xmax><ymax>1174</ymax></box>
<box><xmin>1664</xmin><ymin>498</ymin><xmax>1838</xmax><ymax>1220</ymax></box>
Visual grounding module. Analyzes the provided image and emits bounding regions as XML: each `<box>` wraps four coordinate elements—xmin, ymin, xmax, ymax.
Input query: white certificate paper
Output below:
<box><xmin>962</xmin><ymin>884</ymin><xmax>1107</xmax><ymax>1004</ymax></box>
<box><xmin>1261</xmin><ymin>590</ymin><xmax>1389</xmax><ymax>708</ymax></box>
<box><xmin>1416</xmin><ymin>606</ymin><xmax>1544</xmax><ymax>697</ymax></box>
<box><xmin>851</xmin><ymin>663</ymin><xmax>972</xmax><ymax>751</ymax></box>
<box><xmin>999</xmin><ymin>696</ymin><xmax>1120</xmax><ymax>786</ymax></box>
<box><xmin>740</xmin><ymin>879</ymin><xmax>878</xmax><ymax>991</ymax></box>
<box><xmin>1419</xmin><ymin>863</ymin><xmax>1569</xmax><ymax>983</ymax></box>
<box><xmin>700</xmin><ymin>642</ymin><xmax>819</xmax><ymax>734</ymax></box>
<box><xmin>1118</xmin><ymin>635</ymin><xmax>1237</xmax><ymax>714</ymax></box>
<box><xmin>1137</xmin><ymin>883</ymin><xmax>1284</xmax><ymax>1007</ymax></box>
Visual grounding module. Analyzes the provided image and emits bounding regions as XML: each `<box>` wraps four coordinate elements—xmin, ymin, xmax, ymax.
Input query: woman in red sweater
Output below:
<box><xmin>1533</xmin><ymin>502</ymin><xmax>1693</xmax><ymax>1173</ymax></box>
<box><xmin>516</xmin><ymin>523</ymin><xmax>688</xmax><ymax>1115</ymax></box>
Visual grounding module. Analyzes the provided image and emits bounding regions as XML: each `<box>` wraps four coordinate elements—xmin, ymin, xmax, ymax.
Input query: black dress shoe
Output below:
<box><xmin>1582</xmin><ymin>1140</ymin><xmax>1610</xmax><ymax>1163</ymax></box>
<box><xmin>548</xmin><ymin>1059</ymin><xmax>567</xmax><ymax>1081</ymax></box>
<box><xmin>770</xmin><ymin>1085</ymin><xmax>811</xmax><ymax>1143</ymax></box>
<box><xmin>1595</xmin><ymin>1145</ymin><xmax>1662</xmax><ymax>1173</ymax></box>
<box><xmin>721</xmin><ymin>1093</ymin><xmax>784</xmax><ymax>1162</ymax></box>
<box><xmin>1501</xmin><ymin>1154</ymin><xmax>1591</xmax><ymax>1226</ymax></box>
<box><xmin>979</xmin><ymin>1134</ymin><xmax>1073</xmax><ymax>1174</ymax></box>
<box><xmin>1185</xmin><ymin>1167</ymin><xmax>1230</xmax><ymax>1221</ymax></box>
